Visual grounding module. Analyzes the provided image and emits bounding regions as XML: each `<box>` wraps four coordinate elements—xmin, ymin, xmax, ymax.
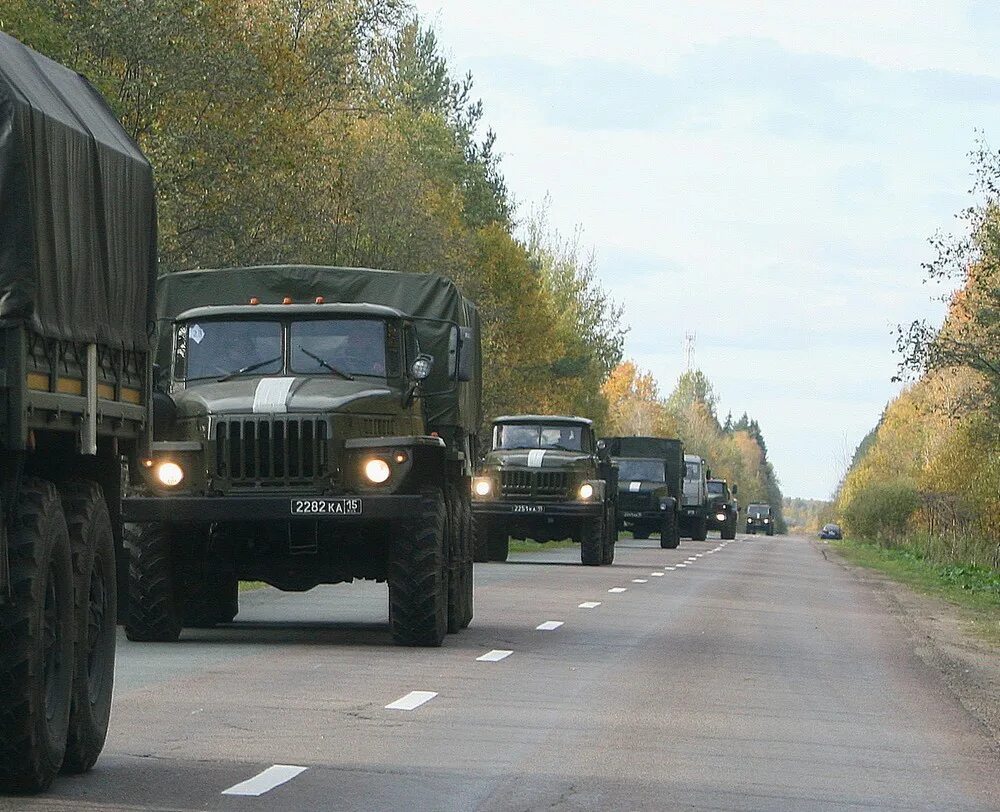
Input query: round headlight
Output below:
<box><xmin>364</xmin><ymin>458</ymin><xmax>391</xmax><ymax>484</ymax></box>
<box><xmin>155</xmin><ymin>461</ymin><xmax>184</xmax><ymax>487</ymax></box>
<box><xmin>578</xmin><ymin>483</ymin><xmax>594</xmax><ymax>500</ymax></box>
<box><xmin>474</xmin><ymin>479</ymin><xmax>492</xmax><ymax>497</ymax></box>
<box><xmin>410</xmin><ymin>356</ymin><xmax>433</xmax><ymax>380</ymax></box>
<box><xmin>716</xmin><ymin>513</ymin><xmax>726</xmax><ymax>521</ymax></box>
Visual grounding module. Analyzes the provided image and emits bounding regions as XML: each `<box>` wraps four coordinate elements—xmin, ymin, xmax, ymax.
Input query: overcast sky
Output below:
<box><xmin>413</xmin><ymin>1</ymin><xmax>1000</xmax><ymax>499</ymax></box>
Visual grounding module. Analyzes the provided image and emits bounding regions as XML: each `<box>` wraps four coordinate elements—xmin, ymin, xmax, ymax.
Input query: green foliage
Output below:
<box><xmin>840</xmin><ymin>478</ymin><xmax>920</xmax><ymax>542</ymax></box>
<box><xmin>783</xmin><ymin>497</ymin><xmax>832</xmax><ymax>533</ymax></box>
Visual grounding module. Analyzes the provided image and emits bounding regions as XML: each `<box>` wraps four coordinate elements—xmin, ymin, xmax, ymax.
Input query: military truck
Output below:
<box><xmin>680</xmin><ymin>454</ymin><xmax>711</xmax><ymax>540</ymax></box>
<box><xmin>602</xmin><ymin>436</ymin><xmax>682</xmax><ymax>549</ymax></box>
<box><xmin>471</xmin><ymin>416</ymin><xmax>617</xmax><ymax>565</ymax></box>
<box><xmin>122</xmin><ymin>265</ymin><xmax>481</xmax><ymax>648</ymax></box>
<box><xmin>706</xmin><ymin>478</ymin><xmax>738</xmax><ymax>540</ymax></box>
<box><xmin>746</xmin><ymin>503</ymin><xmax>774</xmax><ymax>535</ymax></box>
<box><xmin>0</xmin><ymin>34</ymin><xmax>156</xmax><ymax>792</ymax></box>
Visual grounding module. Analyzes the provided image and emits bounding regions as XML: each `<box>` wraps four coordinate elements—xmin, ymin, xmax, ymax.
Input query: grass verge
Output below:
<box><xmin>238</xmin><ymin>580</ymin><xmax>268</xmax><ymax>592</ymax></box>
<box><xmin>508</xmin><ymin>539</ymin><xmax>578</xmax><ymax>553</ymax></box>
<box><xmin>832</xmin><ymin>538</ymin><xmax>1000</xmax><ymax>646</ymax></box>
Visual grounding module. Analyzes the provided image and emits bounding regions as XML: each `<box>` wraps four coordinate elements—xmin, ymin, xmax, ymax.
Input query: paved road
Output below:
<box><xmin>4</xmin><ymin>534</ymin><xmax>999</xmax><ymax>811</ymax></box>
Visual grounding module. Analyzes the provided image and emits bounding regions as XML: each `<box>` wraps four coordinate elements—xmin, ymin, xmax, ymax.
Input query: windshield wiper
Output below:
<box><xmin>217</xmin><ymin>356</ymin><xmax>283</xmax><ymax>382</ymax></box>
<box><xmin>298</xmin><ymin>346</ymin><xmax>355</xmax><ymax>381</ymax></box>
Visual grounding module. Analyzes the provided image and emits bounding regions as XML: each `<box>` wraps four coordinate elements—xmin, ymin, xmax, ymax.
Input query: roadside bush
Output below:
<box><xmin>841</xmin><ymin>478</ymin><xmax>921</xmax><ymax>542</ymax></box>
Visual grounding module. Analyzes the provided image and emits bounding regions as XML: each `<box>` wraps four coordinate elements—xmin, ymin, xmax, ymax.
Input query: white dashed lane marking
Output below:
<box><xmin>631</xmin><ymin>579</ymin><xmax>648</xmax><ymax>583</ymax></box>
<box><xmin>676</xmin><ymin>563</ymin><xmax>687</xmax><ymax>568</ymax></box>
<box><xmin>222</xmin><ymin>765</ymin><xmax>307</xmax><ymax>797</ymax></box>
<box><xmin>664</xmin><ymin>566</ymin><xmax>676</xmax><ymax>571</ymax></box>
<box><xmin>650</xmin><ymin>572</ymin><xmax>664</xmax><ymax>577</ymax></box>
<box><xmin>385</xmin><ymin>691</ymin><xmax>437</xmax><ymax>711</ymax></box>
<box><xmin>578</xmin><ymin>601</ymin><xmax>602</xmax><ymax>609</ymax></box>
<box><xmin>536</xmin><ymin>620</ymin><xmax>564</xmax><ymax>630</ymax></box>
<box><xmin>608</xmin><ymin>587</ymin><xmax>627</xmax><ymax>593</ymax></box>
<box><xmin>695</xmin><ymin>554</ymin><xmax>704</xmax><ymax>558</ymax></box>
<box><xmin>476</xmin><ymin>650</ymin><xmax>513</xmax><ymax>662</ymax></box>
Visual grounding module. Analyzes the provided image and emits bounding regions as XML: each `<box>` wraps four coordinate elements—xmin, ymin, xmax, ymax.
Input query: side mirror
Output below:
<box><xmin>705</xmin><ymin>467</ymin><xmax>712</xmax><ymax>480</ymax></box>
<box><xmin>410</xmin><ymin>354</ymin><xmax>433</xmax><ymax>381</ymax></box>
<box><xmin>152</xmin><ymin>363</ymin><xmax>167</xmax><ymax>393</ymax></box>
<box><xmin>732</xmin><ymin>483</ymin><xmax>739</xmax><ymax>496</ymax></box>
<box><xmin>457</xmin><ymin>326</ymin><xmax>475</xmax><ymax>382</ymax></box>
<box><xmin>152</xmin><ymin>391</ymin><xmax>177</xmax><ymax>440</ymax></box>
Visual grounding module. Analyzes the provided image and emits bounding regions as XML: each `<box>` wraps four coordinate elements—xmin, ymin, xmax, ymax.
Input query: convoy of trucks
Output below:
<box><xmin>0</xmin><ymin>29</ymin><xmax>783</xmax><ymax>798</ymax></box>
<box><xmin>0</xmin><ymin>33</ymin><xmax>157</xmax><ymax>791</ymax></box>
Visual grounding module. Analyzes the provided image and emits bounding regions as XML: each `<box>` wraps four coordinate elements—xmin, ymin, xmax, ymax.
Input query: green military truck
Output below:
<box><xmin>746</xmin><ymin>503</ymin><xmax>775</xmax><ymax>535</ymax></box>
<box><xmin>680</xmin><ymin>454</ymin><xmax>711</xmax><ymax>540</ymax></box>
<box><xmin>706</xmin><ymin>478</ymin><xmax>738</xmax><ymax>540</ymax></box>
<box><xmin>602</xmin><ymin>436</ymin><xmax>682</xmax><ymax>549</ymax></box>
<box><xmin>122</xmin><ymin>265</ymin><xmax>481</xmax><ymax>648</ymax></box>
<box><xmin>0</xmin><ymin>34</ymin><xmax>156</xmax><ymax>792</ymax></box>
<box><xmin>471</xmin><ymin>416</ymin><xmax>617</xmax><ymax>565</ymax></box>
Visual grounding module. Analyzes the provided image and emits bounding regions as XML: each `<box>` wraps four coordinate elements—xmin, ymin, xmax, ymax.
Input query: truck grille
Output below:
<box><xmin>618</xmin><ymin>492</ymin><xmax>654</xmax><ymax>513</ymax></box>
<box><xmin>215</xmin><ymin>417</ymin><xmax>328</xmax><ymax>486</ymax></box>
<box><xmin>500</xmin><ymin>470</ymin><xmax>571</xmax><ymax>500</ymax></box>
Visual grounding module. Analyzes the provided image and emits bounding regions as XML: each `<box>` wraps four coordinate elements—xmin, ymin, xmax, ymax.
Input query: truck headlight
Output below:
<box><xmin>763</xmin><ymin>518</ymin><xmax>770</xmax><ymax>523</ymax></box>
<box><xmin>716</xmin><ymin>512</ymin><xmax>726</xmax><ymax>522</ymax></box>
<box><xmin>473</xmin><ymin>477</ymin><xmax>492</xmax><ymax>497</ymax></box>
<box><xmin>578</xmin><ymin>483</ymin><xmax>594</xmax><ymax>500</ymax></box>
<box><xmin>364</xmin><ymin>458</ymin><xmax>391</xmax><ymax>484</ymax></box>
<box><xmin>155</xmin><ymin>461</ymin><xmax>184</xmax><ymax>487</ymax></box>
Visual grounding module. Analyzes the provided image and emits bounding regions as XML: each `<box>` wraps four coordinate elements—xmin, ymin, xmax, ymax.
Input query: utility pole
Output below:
<box><xmin>684</xmin><ymin>332</ymin><xmax>696</xmax><ymax>371</ymax></box>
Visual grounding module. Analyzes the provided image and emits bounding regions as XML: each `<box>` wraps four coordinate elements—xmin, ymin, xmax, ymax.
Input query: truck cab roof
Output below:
<box><xmin>174</xmin><ymin>302</ymin><xmax>407</xmax><ymax>321</ymax></box>
<box><xmin>492</xmin><ymin>415</ymin><xmax>593</xmax><ymax>427</ymax></box>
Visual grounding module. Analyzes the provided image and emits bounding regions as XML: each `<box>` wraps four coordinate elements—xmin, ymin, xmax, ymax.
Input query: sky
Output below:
<box><xmin>412</xmin><ymin>0</ymin><xmax>1000</xmax><ymax>499</ymax></box>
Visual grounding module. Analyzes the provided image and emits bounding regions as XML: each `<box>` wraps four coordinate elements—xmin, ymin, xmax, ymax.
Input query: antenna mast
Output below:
<box><xmin>684</xmin><ymin>332</ymin><xmax>696</xmax><ymax>371</ymax></box>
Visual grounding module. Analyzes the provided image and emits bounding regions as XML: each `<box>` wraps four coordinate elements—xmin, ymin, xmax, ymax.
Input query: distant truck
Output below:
<box><xmin>472</xmin><ymin>416</ymin><xmax>617</xmax><ymax>565</ymax></box>
<box><xmin>680</xmin><ymin>454</ymin><xmax>711</xmax><ymax>540</ymax></box>
<box><xmin>0</xmin><ymin>34</ymin><xmax>156</xmax><ymax>792</ymax></box>
<box><xmin>706</xmin><ymin>478</ymin><xmax>738</xmax><ymax>540</ymax></box>
<box><xmin>746</xmin><ymin>503</ymin><xmax>774</xmax><ymax>535</ymax></box>
<box><xmin>602</xmin><ymin>436</ymin><xmax>682</xmax><ymax>549</ymax></box>
<box><xmin>122</xmin><ymin>265</ymin><xmax>481</xmax><ymax>648</ymax></box>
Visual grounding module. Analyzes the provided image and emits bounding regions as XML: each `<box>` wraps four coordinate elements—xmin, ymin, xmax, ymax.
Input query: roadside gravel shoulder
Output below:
<box><xmin>820</xmin><ymin>539</ymin><xmax>1000</xmax><ymax>747</ymax></box>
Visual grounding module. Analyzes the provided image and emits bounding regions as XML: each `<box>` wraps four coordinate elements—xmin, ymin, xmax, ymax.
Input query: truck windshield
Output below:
<box><xmin>617</xmin><ymin>459</ymin><xmax>664</xmax><ymax>482</ymax></box>
<box><xmin>179</xmin><ymin>320</ymin><xmax>283</xmax><ymax>381</ymax></box>
<box><xmin>749</xmin><ymin>505</ymin><xmax>771</xmax><ymax>517</ymax></box>
<box><xmin>290</xmin><ymin>319</ymin><xmax>388</xmax><ymax>377</ymax></box>
<box><xmin>685</xmin><ymin>461</ymin><xmax>701</xmax><ymax>479</ymax></box>
<box><xmin>708</xmin><ymin>481</ymin><xmax>726</xmax><ymax>495</ymax></box>
<box><xmin>495</xmin><ymin>424</ymin><xmax>586</xmax><ymax>451</ymax></box>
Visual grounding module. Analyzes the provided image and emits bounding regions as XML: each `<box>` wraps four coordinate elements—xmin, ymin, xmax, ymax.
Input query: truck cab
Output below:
<box><xmin>472</xmin><ymin>416</ymin><xmax>617</xmax><ymax>565</ymax></box>
<box><xmin>680</xmin><ymin>454</ymin><xmax>711</xmax><ymax>540</ymax></box>
<box><xmin>706</xmin><ymin>478</ymin><xmax>739</xmax><ymax>539</ymax></box>
<box><xmin>602</xmin><ymin>436</ymin><xmax>683</xmax><ymax>549</ymax></box>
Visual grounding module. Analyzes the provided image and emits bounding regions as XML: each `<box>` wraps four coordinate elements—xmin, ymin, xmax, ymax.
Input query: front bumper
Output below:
<box><xmin>122</xmin><ymin>493</ymin><xmax>423</xmax><ymax>523</ymax></box>
<box><xmin>472</xmin><ymin>500</ymin><xmax>603</xmax><ymax>518</ymax></box>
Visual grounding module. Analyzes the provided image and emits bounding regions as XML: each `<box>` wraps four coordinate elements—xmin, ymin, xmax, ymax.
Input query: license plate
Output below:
<box><xmin>290</xmin><ymin>498</ymin><xmax>363</xmax><ymax>515</ymax></box>
<box><xmin>623</xmin><ymin>511</ymin><xmax>642</xmax><ymax>518</ymax></box>
<box><xmin>511</xmin><ymin>504</ymin><xmax>544</xmax><ymax>514</ymax></box>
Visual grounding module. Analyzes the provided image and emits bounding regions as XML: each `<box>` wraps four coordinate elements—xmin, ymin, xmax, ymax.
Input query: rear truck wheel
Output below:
<box><xmin>472</xmin><ymin>516</ymin><xmax>489</xmax><ymax>563</ymax></box>
<box><xmin>124</xmin><ymin>523</ymin><xmax>182</xmax><ymax>642</ymax></box>
<box><xmin>601</xmin><ymin>504</ymin><xmax>616</xmax><ymax>565</ymax></box>
<box><xmin>445</xmin><ymin>482</ymin><xmax>465</xmax><ymax>634</ymax></box>
<box><xmin>58</xmin><ymin>481</ymin><xmax>117</xmax><ymax>775</ymax></box>
<box><xmin>632</xmin><ymin>526</ymin><xmax>650</xmax><ymax>541</ymax></box>
<box><xmin>660</xmin><ymin>510</ymin><xmax>680</xmax><ymax>549</ymax></box>
<box><xmin>486</xmin><ymin>530</ymin><xmax>509</xmax><ymax>562</ymax></box>
<box><xmin>580</xmin><ymin>514</ymin><xmax>604</xmax><ymax>566</ymax></box>
<box><xmin>0</xmin><ymin>478</ymin><xmax>75</xmax><ymax>793</ymax></box>
<box><xmin>389</xmin><ymin>489</ymin><xmax>448</xmax><ymax>647</ymax></box>
<box><xmin>693</xmin><ymin>515</ymin><xmax>708</xmax><ymax>541</ymax></box>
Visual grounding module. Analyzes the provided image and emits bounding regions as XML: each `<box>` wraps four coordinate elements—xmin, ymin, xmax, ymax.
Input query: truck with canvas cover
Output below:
<box><xmin>706</xmin><ymin>478</ymin><xmax>738</xmax><ymax>539</ymax></box>
<box><xmin>471</xmin><ymin>416</ymin><xmax>617</xmax><ymax>565</ymax></box>
<box><xmin>122</xmin><ymin>265</ymin><xmax>481</xmax><ymax>647</ymax></box>
<box><xmin>602</xmin><ymin>436</ymin><xmax>682</xmax><ymax>549</ymax></box>
<box><xmin>680</xmin><ymin>454</ymin><xmax>711</xmax><ymax>540</ymax></box>
<box><xmin>0</xmin><ymin>33</ymin><xmax>156</xmax><ymax>793</ymax></box>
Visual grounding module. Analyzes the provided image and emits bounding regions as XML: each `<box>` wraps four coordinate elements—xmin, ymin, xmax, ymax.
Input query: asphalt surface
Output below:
<box><xmin>4</xmin><ymin>533</ymin><xmax>999</xmax><ymax>811</ymax></box>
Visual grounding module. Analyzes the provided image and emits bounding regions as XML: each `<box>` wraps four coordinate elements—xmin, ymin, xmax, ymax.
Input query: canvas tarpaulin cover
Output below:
<box><xmin>156</xmin><ymin>266</ymin><xmax>482</xmax><ymax>432</ymax></box>
<box><xmin>0</xmin><ymin>32</ymin><xmax>156</xmax><ymax>351</ymax></box>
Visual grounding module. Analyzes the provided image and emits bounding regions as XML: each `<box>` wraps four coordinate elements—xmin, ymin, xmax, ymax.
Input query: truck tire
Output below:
<box><xmin>660</xmin><ymin>511</ymin><xmax>680</xmax><ymax>549</ymax></box>
<box><xmin>389</xmin><ymin>489</ymin><xmax>448</xmax><ymax>647</ymax></box>
<box><xmin>602</xmin><ymin>504</ymin><xmax>616</xmax><ymax>565</ymax></box>
<box><xmin>486</xmin><ymin>530</ymin><xmax>509</xmax><ymax>562</ymax></box>
<box><xmin>59</xmin><ymin>481</ymin><xmax>116</xmax><ymax>775</ymax></box>
<box><xmin>124</xmin><ymin>523</ymin><xmax>182</xmax><ymax>642</ymax></box>
<box><xmin>721</xmin><ymin>518</ymin><xmax>736</xmax><ymax>540</ymax></box>
<box><xmin>693</xmin><ymin>516</ymin><xmax>708</xmax><ymax>541</ymax></box>
<box><xmin>472</xmin><ymin>517</ymin><xmax>489</xmax><ymax>563</ymax></box>
<box><xmin>633</xmin><ymin>527</ymin><xmax>650</xmax><ymax>540</ymax></box>
<box><xmin>580</xmin><ymin>515</ymin><xmax>604</xmax><ymax>566</ymax></box>
<box><xmin>445</xmin><ymin>481</ymin><xmax>469</xmax><ymax>634</ymax></box>
<box><xmin>0</xmin><ymin>477</ymin><xmax>74</xmax><ymax>793</ymax></box>
<box><xmin>457</xmin><ymin>489</ymin><xmax>474</xmax><ymax>629</ymax></box>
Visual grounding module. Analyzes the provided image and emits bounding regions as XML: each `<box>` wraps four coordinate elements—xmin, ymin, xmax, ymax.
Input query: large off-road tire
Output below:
<box><xmin>660</xmin><ymin>510</ymin><xmax>680</xmax><ymax>549</ymax></box>
<box><xmin>721</xmin><ymin>517</ymin><xmax>737</xmax><ymax>541</ymax></box>
<box><xmin>472</xmin><ymin>516</ymin><xmax>489</xmax><ymax>563</ymax></box>
<box><xmin>389</xmin><ymin>489</ymin><xmax>448</xmax><ymax>647</ymax></box>
<box><xmin>124</xmin><ymin>523</ymin><xmax>182</xmax><ymax>642</ymax></box>
<box><xmin>693</xmin><ymin>516</ymin><xmax>708</xmax><ymax>542</ymax></box>
<box><xmin>456</xmin><ymin>487</ymin><xmax>473</xmax><ymax>629</ymax></box>
<box><xmin>59</xmin><ymin>481</ymin><xmax>117</xmax><ymax>775</ymax></box>
<box><xmin>445</xmin><ymin>481</ymin><xmax>471</xmax><ymax>634</ymax></box>
<box><xmin>602</xmin><ymin>504</ymin><xmax>616</xmax><ymax>565</ymax></box>
<box><xmin>580</xmin><ymin>515</ymin><xmax>604</xmax><ymax>566</ymax></box>
<box><xmin>0</xmin><ymin>478</ymin><xmax>75</xmax><ymax>793</ymax></box>
<box><xmin>632</xmin><ymin>527</ymin><xmax>650</xmax><ymax>541</ymax></box>
<box><xmin>486</xmin><ymin>530</ymin><xmax>509</xmax><ymax>563</ymax></box>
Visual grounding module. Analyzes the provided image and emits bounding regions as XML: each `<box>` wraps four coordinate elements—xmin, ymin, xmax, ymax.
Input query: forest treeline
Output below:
<box><xmin>4</xmin><ymin>1</ymin><xmax>786</xmax><ymax>508</ymax></box>
<box><xmin>835</xmin><ymin>143</ymin><xmax>1000</xmax><ymax>570</ymax></box>
<box><xmin>602</xmin><ymin>364</ymin><xmax>786</xmax><ymax>528</ymax></box>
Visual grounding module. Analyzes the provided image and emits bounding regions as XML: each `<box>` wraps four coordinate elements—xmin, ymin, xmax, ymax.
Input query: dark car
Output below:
<box><xmin>819</xmin><ymin>523</ymin><xmax>843</xmax><ymax>540</ymax></box>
